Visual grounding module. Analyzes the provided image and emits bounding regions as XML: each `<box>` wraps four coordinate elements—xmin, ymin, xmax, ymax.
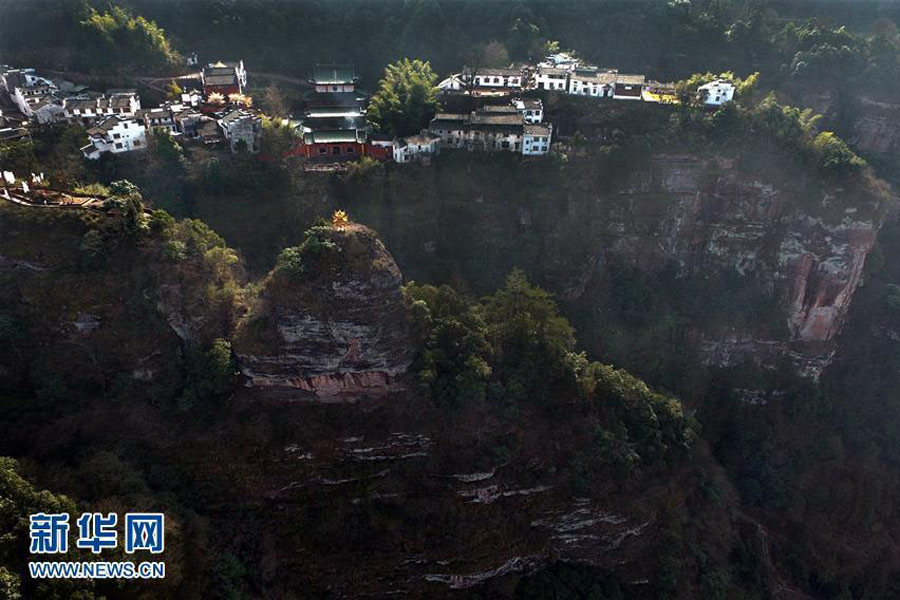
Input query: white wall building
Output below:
<box><xmin>137</xmin><ymin>107</ymin><xmax>178</xmax><ymax>133</ymax></box>
<box><xmin>513</xmin><ymin>98</ymin><xmax>543</xmax><ymax>123</ymax></box>
<box><xmin>429</xmin><ymin>109</ymin><xmax>552</xmax><ymax>156</ymax></box>
<box><xmin>698</xmin><ymin>79</ymin><xmax>735</xmax><ymax>105</ymax></box>
<box><xmin>535</xmin><ymin>66</ymin><xmax>569</xmax><ymax>91</ymax></box>
<box><xmin>522</xmin><ymin>123</ymin><xmax>552</xmax><ymax>156</ymax></box>
<box><xmin>64</xmin><ymin>91</ymin><xmax>141</xmax><ymax>125</ymax></box>
<box><xmin>81</xmin><ymin>117</ymin><xmax>147</xmax><ymax>159</ymax></box>
<box><xmin>438</xmin><ymin>73</ymin><xmax>465</xmax><ymax>92</ymax></box>
<box><xmin>218</xmin><ymin>109</ymin><xmax>262</xmax><ymax>153</ymax></box>
<box><xmin>439</xmin><ymin>68</ymin><xmax>525</xmax><ymax>94</ymax></box>
<box><xmin>568</xmin><ymin>69</ymin><xmax>617</xmax><ymax>98</ymax></box>
<box><xmin>392</xmin><ymin>131</ymin><xmax>440</xmax><ymax>163</ymax></box>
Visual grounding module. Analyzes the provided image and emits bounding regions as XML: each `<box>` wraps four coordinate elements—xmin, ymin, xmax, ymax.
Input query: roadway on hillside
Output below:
<box><xmin>41</xmin><ymin>69</ymin><xmax>313</xmax><ymax>95</ymax></box>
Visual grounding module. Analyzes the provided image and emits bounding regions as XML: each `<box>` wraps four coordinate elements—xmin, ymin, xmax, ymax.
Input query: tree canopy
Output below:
<box><xmin>367</xmin><ymin>58</ymin><xmax>440</xmax><ymax>137</ymax></box>
<box><xmin>77</xmin><ymin>4</ymin><xmax>182</xmax><ymax>74</ymax></box>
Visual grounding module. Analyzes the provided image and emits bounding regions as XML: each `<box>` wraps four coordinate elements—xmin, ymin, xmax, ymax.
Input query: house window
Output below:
<box><xmin>115</xmin><ymin>142</ymin><xmax>123</xmax><ymax>149</ymax></box>
<box><xmin>133</xmin><ymin>140</ymin><xmax>141</xmax><ymax>147</ymax></box>
<box><xmin>331</xmin><ymin>86</ymin><xmax>338</xmax><ymax>92</ymax></box>
<box><xmin>319</xmin><ymin>146</ymin><xmax>327</xmax><ymax>154</ymax></box>
<box><xmin>345</xmin><ymin>145</ymin><xmax>355</xmax><ymax>153</ymax></box>
<box><xmin>113</xmin><ymin>133</ymin><xmax>120</xmax><ymax>139</ymax></box>
<box><xmin>332</xmin><ymin>146</ymin><xmax>340</xmax><ymax>155</ymax></box>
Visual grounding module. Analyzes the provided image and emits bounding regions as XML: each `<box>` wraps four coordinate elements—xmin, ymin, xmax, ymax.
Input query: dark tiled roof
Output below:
<box><xmin>432</xmin><ymin>113</ymin><xmax>468</xmax><ymax>122</ymax></box>
<box><xmin>313</xmin><ymin>64</ymin><xmax>356</xmax><ymax>85</ymax></box>
<box><xmin>65</xmin><ymin>98</ymin><xmax>97</xmax><ymax>110</ymax></box>
<box><xmin>524</xmin><ymin>124</ymin><xmax>551</xmax><ymax>136</ymax></box>
<box><xmin>480</xmin><ymin>105</ymin><xmax>519</xmax><ymax>114</ymax></box>
<box><xmin>303</xmin><ymin>129</ymin><xmax>364</xmax><ymax>144</ymax></box>
<box><xmin>401</xmin><ymin>132</ymin><xmax>439</xmax><ymax>146</ymax></box>
<box><xmin>470</xmin><ymin>112</ymin><xmax>522</xmax><ymax>126</ymax></box>
<box><xmin>87</xmin><ymin>116</ymin><xmax>124</xmax><ymax>136</ymax></box>
<box><xmin>469</xmin><ymin>67</ymin><xmax>521</xmax><ymax>77</ymax></box>
<box><xmin>109</xmin><ymin>96</ymin><xmax>134</xmax><ymax>109</ymax></box>
<box><xmin>571</xmin><ymin>72</ymin><xmax>617</xmax><ymax>84</ymax></box>
<box><xmin>205</xmin><ymin>74</ymin><xmax>238</xmax><ymax>86</ymax></box>
<box><xmin>616</xmin><ymin>74</ymin><xmax>646</xmax><ymax>85</ymax></box>
<box><xmin>538</xmin><ymin>67</ymin><xmax>569</xmax><ymax>77</ymax></box>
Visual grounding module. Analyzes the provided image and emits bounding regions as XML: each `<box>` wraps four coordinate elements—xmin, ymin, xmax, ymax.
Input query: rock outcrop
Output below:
<box><xmin>561</xmin><ymin>154</ymin><xmax>890</xmax><ymax>379</ymax></box>
<box><xmin>234</xmin><ymin>223</ymin><xmax>413</xmax><ymax>397</ymax></box>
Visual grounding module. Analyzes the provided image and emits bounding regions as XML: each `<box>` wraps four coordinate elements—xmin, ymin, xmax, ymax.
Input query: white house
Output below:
<box><xmin>462</xmin><ymin>67</ymin><xmax>524</xmax><ymax>91</ymax></box>
<box><xmin>698</xmin><ymin>79</ymin><xmax>735</xmax><ymax>106</ymax></box>
<box><xmin>0</xmin><ymin>67</ymin><xmax>54</xmax><ymax>95</ymax></box>
<box><xmin>429</xmin><ymin>108</ymin><xmax>551</xmax><ymax>156</ymax></box>
<box><xmin>513</xmin><ymin>98</ymin><xmax>543</xmax><ymax>123</ymax></box>
<box><xmin>218</xmin><ymin>109</ymin><xmax>262</xmax><ymax>153</ymax></box>
<box><xmin>179</xmin><ymin>91</ymin><xmax>203</xmax><ymax>107</ymax></box>
<box><xmin>437</xmin><ymin>73</ymin><xmax>465</xmax><ymax>92</ymax></box>
<box><xmin>535</xmin><ymin>66</ymin><xmax>569</xmax><ymax>91</ymax></box>
<box><xmin>81</xmin><ymin>116</ymin><xmax>147</xmax><ymax>159</ymax></box>
<box><xmin>522</xmin><ymin>123</ymin><xmax>552</xmax><ymax>156</ymax></box>
<box><xmin>540</xmin><ymin>52</ymin><xmax>580</xmax><ymax>70</ymax></box>
<box><xmin>428</xmin><ymin>113</ymin><xmax>469</xmax><ymax>148</ymax></box>
<box><xmin>137</xmin><ymin>107</ymin><xmax>178</xmax><ymax>133</ymax></box>
<box><xmin>392</xmin><ymin>131</ymin><xmax>440</xmax><ymax>163</ymax></box>
<box><xmin>568</xmin><ymin>68</ymin><xmax>617</xmax><ymax>98</ymax></box>
<box><xmin>64</xmin><ymin>91</ymin><xmax>141</xmax><ymax>125</ymax></box>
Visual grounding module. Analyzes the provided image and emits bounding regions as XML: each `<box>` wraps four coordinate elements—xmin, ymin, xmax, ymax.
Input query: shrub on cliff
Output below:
<box><xmin>274</xmin><ymin>226</ymin><xmax>340</xmax><ymax>281</ymax></box>
<box><xmin>813</xmin><ymin>131</ymin><xmax>866</xmax><ymax>175</ymax></box>
<box><xmin>178</xmin><ymin>339</ymin><xmax>237</xmax><ymax>409</ymax></box>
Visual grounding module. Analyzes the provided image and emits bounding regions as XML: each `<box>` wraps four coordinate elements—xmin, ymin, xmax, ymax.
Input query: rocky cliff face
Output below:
<box><xmin>0</xmin><ymin>203</ymin><xmax>241</xmax><ymax>396</ymax></box>
<box><xmin>579</xmin><ymin>154</ymin><xmax>887</xmax><ymax>378</ymax></box>
<box><xmin>350</xmin><ymin>152</ymin><xmax>891</xmax><ymax>381</ymax></box>
<box><xmin>234</xmin><ymin>223</ymin><xmax>413</xmax><ymax>397</ymax></box>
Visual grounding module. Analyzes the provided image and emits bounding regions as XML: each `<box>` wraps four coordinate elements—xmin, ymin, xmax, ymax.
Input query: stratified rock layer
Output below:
<box><xmin>550</xmin><ymin>154</ymin><xmax>889</xmax><ymax>379</ymax></box>
<box><xmin>234</xmin><ymin>223</ymin><xmax>413</xmax><ymax>396</ymax></box>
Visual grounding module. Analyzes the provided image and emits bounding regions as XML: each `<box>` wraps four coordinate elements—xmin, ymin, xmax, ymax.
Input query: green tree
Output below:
<box><xmin>165</xmin><ymin>79</ymin><xmax>183</xmax><ymax>99</ymax></box>
<box><xmin>178</xmin><ymin>339</ymin><xmax>236</xmax><ymax>409</ymax></box>
<box><xmin>405</xmin><ymin>283</ymin><xmax>491</xmax><ymax>405</ymax></box>
<box><xmin>78</xmin><ymin>4</ymin><xmax>182</xmax><ymax>74</ymax></box>
<box><xmin>481</xmin><ymin>269</ymin><xmax>576</xmax><ymax>399</ymax></box>
<box><xmin>259</xmin><ymin>116</ymin><xmax>299</xmax><ymax>159</ymax></box>
<box><xmin>0</xmin><ymin>457</ymin><xmax>96</xmax><ymax>599</ymax></box>
<box><xmin>152</xmin><ymin>127</ymin><xmax>184</xmax><ymax>163</ymax></box>
<box><xmin>367</xmin><ymin>58</ymin><xmax>440</xmax><ymax>137</ymax></box>
<box><xmin>813</xmin><ymin>131</ymin><xmax>866</xmax><ymax>175</ymax></box>
<box><xmin>104</xmin><ymin>180</ymin><xmax>147</xmax><ymax>234</ymax></box>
